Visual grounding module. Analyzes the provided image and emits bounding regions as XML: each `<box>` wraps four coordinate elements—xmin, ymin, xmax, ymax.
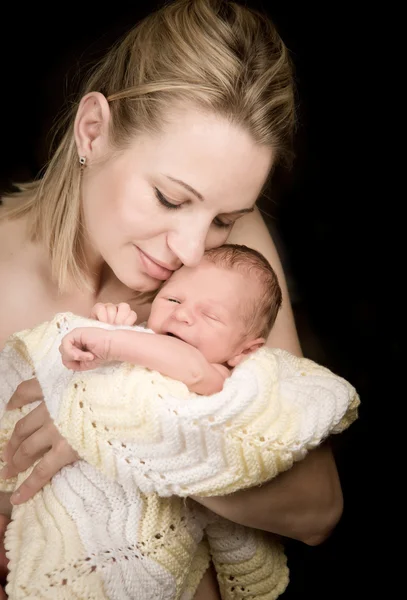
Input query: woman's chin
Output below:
<box><xmin>116</xmin><ymin>269</ymin><xmax>161</xmax><ymax>294</ymax></box>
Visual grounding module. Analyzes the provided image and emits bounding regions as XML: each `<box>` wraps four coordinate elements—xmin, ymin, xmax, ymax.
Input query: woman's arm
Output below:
<box><xmin>198</xmin><ymin>207</ymin><xmax>343</xmax><ymax>544</ymax></box>
<box><xmin>194</xmin><ymin>441</ymin><xmax>343</xmax><ymax>545</ymax></box>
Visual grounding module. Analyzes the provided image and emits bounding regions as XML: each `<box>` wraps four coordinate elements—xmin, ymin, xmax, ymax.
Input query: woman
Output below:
<box><xmin>0</xmin><ymin>1</ymin><xmax>343</xmax><ymax>597</ymax></box>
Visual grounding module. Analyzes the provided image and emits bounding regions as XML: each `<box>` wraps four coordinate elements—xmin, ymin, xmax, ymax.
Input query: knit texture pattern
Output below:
<box><xmin>0</xmin><ymin>313</ymin><xmax>360</xmax><ymax>599</ymax></box>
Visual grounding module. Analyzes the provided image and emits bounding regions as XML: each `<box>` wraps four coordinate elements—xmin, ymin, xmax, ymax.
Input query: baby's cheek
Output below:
<box><xmin>199</xmin><ymin>336</ymin><xmax>218</xmax><ymax>361</ymax></box>
<box><xmin>146</xmin><ymin>313</ymin><xmax>159</xmax><ymax>333</ymax></box>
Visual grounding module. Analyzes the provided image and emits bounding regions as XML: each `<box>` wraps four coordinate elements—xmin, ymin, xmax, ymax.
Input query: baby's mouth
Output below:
<box><xmin>166</xmin><ymin>331</ymin><xmax>195</xmax><ymax>348</ymax></box>
<box><xmin>166</xmin><ymin>332</ymin><xmax>183</xmax><ymax>341</ymax></box>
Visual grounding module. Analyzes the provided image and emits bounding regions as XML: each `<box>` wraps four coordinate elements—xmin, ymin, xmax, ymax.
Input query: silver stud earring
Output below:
<box><xmin>79</xmin><ymin>156</ymin><xmax>87</xmax><ymax>170</ymax></box>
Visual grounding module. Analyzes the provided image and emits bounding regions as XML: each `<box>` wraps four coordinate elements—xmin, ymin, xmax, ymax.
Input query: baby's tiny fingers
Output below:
<box><xmin>115</xmin><ymin>302</ymin><xmax>132</xmax><ymax>324</ymax></box>
<box><xmin>104</xmin><ymin>303</ymin><xmax>118</xmax><ymax>324</ymax></box>
<box><xmin>62</xmin><ymin>359</ymin><xmax>82</xmax><ymax>371</ymax></box>
<box><xmin>124</xmin><ymin>310</ymin><xmax>138</xmax><ymax>326</ymax></box>
<box><xmin>73</xmin><ymin>349</ymin><xmax>94</xmax><ymax>361</ymax></box>
<box><xmin>90</xmin><ymin>302</ymin><xmax>107</xmax><ymax>321</ymax></box>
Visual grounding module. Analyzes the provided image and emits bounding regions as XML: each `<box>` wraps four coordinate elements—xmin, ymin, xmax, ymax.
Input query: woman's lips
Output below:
<box><xmin>136</xmin><ymin>247</ymin><xmax>174</xmax><ymax>281</ymax></box>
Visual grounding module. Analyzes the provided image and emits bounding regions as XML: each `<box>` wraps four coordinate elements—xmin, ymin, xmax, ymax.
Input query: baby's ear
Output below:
<box><xmin>227</xmin><ymin>337</ymin><xmax>265</xmax><ymax>368</ymax></box>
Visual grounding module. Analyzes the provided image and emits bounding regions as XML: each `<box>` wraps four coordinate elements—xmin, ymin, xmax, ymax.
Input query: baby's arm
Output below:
<box><xmin>60</xmin><ymin>327</ymin><xmax>229</xmax><ymax>395</ymax></box>
<box><xmin>112</xmin><ymin>329</ymin><xmax>229</xmax><ymax>394</ymax></box>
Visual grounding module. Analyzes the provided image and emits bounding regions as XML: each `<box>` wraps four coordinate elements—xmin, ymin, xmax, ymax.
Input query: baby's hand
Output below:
<box><xmin>90</xmin><ymin>302</ymin><xmax>137</xmax><ymax>326</ymax></box>
<box><xmin>59</xmin><ymin>327</ymin><xmax>114</xmax><ymax>371</ymax></box>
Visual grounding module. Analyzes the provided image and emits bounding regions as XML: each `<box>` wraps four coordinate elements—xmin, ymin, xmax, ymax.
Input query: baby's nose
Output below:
<box><xmin>173</xmin><ymin>305</ymin><xmax>193</xmax><ymax>325</ymax></box>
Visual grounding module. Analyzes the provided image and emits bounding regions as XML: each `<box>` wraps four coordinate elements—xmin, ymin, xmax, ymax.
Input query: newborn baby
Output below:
<box><xmin>60</xmin><ymin>244</ymin><xmax>282</xmax><ymax>396</ymax></box>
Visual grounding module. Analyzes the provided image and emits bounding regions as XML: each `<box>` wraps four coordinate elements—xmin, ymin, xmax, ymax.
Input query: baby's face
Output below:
<box><xmin>147</xmin><ymin>262</ymin><xmax>256</xmax><ymax>364</ymax></box>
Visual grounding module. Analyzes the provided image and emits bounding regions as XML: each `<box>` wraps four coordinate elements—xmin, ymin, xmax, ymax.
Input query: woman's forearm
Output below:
<box><xmin>193</xmin><ymin>443</ymin><xmax>343</xmax><ymax>546</ymax></box>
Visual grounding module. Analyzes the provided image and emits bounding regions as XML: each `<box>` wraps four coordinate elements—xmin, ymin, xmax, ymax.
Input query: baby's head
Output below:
<box><xmin>147</xmin><ymin>244</ymin><xmax>282</xmax><ymax>366</ymax></box>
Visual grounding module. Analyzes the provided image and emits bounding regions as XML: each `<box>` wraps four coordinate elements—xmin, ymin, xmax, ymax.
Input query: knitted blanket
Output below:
<box><xmin>0</xmin><ymin>313</ymin><xmax>360</xmax><ymax>600</ymax></box>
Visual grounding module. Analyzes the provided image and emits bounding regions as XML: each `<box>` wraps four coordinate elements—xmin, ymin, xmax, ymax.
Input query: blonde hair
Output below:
<box><xmin>1</xmin><ymin>0</ymin><xmax>296</xmax><ymax>292</ymax></box>
<box><xmin>204</xmin><ymin>244</ymin><xmax>282</xmax><ymax>338</ymax></box>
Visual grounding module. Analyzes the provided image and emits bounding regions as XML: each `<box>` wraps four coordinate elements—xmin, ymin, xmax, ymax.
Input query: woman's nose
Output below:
<box><xmin>167</xmin><ymin>222</ymin><xmax>208</xmax><ymax>267</ymax></box>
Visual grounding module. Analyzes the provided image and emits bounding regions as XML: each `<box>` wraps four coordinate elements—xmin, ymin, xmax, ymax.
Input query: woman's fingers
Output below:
<box><xmin>1</xmin><ymin>398</ymin><xmax>79</xmax><ymax>503</ymax></box>
<box><xmin>10</xmin><ymin>442</ymin><xmax>79</xmax><ymax>505</ymax></box>
<box><xmin>1</xmin><ymin>402</ymin><xmax>50</xmax><ymax>466</ymax></box>
<box><xmin>1</xmin><ymin>426</ymin><xmax>52</xmax><ymax>479</ymax></box>
<box><xmin>6</xmin><ymin>378</ymin><xmax>43</xmax><ymax>410</ymax></box>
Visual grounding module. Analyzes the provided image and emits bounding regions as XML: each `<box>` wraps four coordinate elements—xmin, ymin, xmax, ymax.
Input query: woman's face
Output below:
<box><xmin>81</xmin><ymin>107</ymin><xmax>273</xmax><ymax>292</ymax></box>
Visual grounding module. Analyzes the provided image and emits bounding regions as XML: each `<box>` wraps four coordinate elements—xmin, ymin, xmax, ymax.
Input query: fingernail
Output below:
<box><xmin>10</xmin><ymin>491</ymin><xmax>21</xmax><ymax>505</ymax></box>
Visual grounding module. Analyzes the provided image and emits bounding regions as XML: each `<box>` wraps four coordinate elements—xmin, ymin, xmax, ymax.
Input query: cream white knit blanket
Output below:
<box><xmin>0</xmin><ymin>313</ymin><xmax>359</xmax><ymax>599</ymax></box>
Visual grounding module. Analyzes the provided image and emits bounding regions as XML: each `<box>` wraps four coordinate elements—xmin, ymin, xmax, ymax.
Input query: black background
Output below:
<box><xmin>0</xmin><ymin>2</ymin><xmax>393</xmax><ymax>598</ymax></box>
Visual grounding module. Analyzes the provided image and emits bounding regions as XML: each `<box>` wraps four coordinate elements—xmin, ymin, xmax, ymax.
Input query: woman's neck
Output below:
<box><xmin>0</xmin><ymin>211</ymin><xmax>153</xmax><ymax>321</ymax></box>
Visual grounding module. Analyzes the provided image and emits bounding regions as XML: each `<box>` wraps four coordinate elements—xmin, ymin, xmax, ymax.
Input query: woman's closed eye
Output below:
<box><xmin>154</xmin><ymin>187</ymin><xmax>181</xmax><ymax>210</ymax></box>
<box><xmin>212</xmin><ymin>217</ymin><xmax>233</xmax><ymax>229</ymax></box>
<box><xmin>154</xmin><ymin>187</ymin><xmax>234</xmax><ymax>229</ymax></box>
<box><xmin>167</xmin><ymin>297</ymin><xmax>180</xmax><ymax>304</ymax></box>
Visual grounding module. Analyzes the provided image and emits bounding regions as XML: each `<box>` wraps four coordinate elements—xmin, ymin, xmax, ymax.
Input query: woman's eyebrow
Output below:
<box><xmin>164</xmin><ymin>175</ymin><xmax>204</xmax><ymax>201</ymax></box>
<box><xmin>164</xmin><ymin>174</ymin><xmax>255</xmax><ymax>215</ymax></box>
<box><xmin>225</xmin><ymin>207</ymin><xmax>255</xmax><ymax>216</ymax></box>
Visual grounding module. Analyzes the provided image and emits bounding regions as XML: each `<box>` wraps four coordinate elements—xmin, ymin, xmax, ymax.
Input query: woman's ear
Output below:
<box><xmin>74</xmin><ymin>92</ymin><xmax>111</xmax><ymax>161</ymax></box>
<box><xmin>227</xmin><ymin>337</ymin><xmax>265</xmax><ymax>368</ymax></box>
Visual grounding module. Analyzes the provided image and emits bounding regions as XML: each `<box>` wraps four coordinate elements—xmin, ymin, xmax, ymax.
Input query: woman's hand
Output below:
<box><xmin>1</xmin><ymin>379</ymin><xmax>79</xmax><ymax>505</ymax></box>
